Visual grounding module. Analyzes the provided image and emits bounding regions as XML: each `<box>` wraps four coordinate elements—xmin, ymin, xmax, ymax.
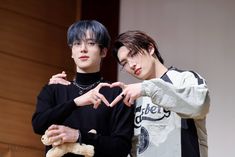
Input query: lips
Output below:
<box><xmin>134</xmin><ymin>68</ymin><xmax>141</xmax><ymax>75</ymax></box>
<box><xmin>79</xmin><ymin>56</ymin><xmax>89</xmax><ymax>61</ymax></box>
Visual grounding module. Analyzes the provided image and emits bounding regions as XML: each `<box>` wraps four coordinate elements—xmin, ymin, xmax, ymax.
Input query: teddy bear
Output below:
<box><xmin>41</xmin><ymin>130</ymin><xmax>96</xmax><ymax>157</ymax></box>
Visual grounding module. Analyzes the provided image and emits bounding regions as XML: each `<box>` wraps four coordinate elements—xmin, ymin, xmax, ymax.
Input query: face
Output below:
<box><xmin>117</xmin><ymin>46</ymin><xmax>156</xmax><ymax>80</ymax></box>
<box><xmin>71</xmin><ymin>32</ymin><xmax>107</xmax><ymax>73</ymax></box>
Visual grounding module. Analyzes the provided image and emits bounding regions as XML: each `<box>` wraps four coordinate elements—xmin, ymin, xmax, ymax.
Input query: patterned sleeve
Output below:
<box><xmin>141</xmin><ymin>71</ymin><xmax>210</xmax><ymax>119</ymax></box>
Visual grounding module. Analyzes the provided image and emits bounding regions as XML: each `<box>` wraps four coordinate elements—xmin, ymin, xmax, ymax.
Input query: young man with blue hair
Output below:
<box><xmin>32</xmin><ymin>20</ymin><xmax>134</xmax><ymax>157</ymax></box>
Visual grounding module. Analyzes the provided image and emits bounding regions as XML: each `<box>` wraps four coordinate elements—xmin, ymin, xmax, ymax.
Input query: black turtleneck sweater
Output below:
<box><xmin>32</xmin><ymin>72</ymin><xmax>134</xmax><ymax>157</ymax></box>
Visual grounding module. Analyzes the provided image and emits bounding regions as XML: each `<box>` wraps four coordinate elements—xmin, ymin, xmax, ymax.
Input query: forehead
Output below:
<box><xmin>85</xmin><ymin>30</ymin><xmax>95</xmax><ymax>39</ymax></box>
<box><xmin>117</xmin><ymin>46</ymin><xmax>130</xmax><ymax>60</ymax></box>
<box><xmin>77</xmin><ymin>30</ymin><xmax>95</xmax><ymax>41</ymax></box>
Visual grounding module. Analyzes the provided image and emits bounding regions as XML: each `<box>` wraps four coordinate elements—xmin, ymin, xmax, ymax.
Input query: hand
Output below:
<box><xmin>110</xmin><ymin>82</ymin><xmax>142</xmax><ymax>107</ymax></box>
<box><xmin>74</xmin><ymin>82</ymin><xmax>111</xmax><ymax>108</ymax></box>
<box><xmin>49</xmin><ymin>71</ymin><xmax>71</xmax><ymax>85</ymax></box>
<box><xmin>46</xmin><ymin>124</ymin><xmax>79</xmax><ymax>146</ymax></box>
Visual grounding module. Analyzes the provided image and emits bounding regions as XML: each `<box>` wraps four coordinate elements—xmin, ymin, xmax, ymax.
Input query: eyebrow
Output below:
<box><xmin>119</xmin><ymin>60</ymin><xmax>126</xmax><ymax>65</ymax></box>
<box><xmin>118</xmin><ymin>49</ymin><xmax>132</xmax><ymax>64</ymax></box>
<box><xmin>83</xmin><ymin>38</ymin><xmax>95</xmax><ymax>41</ymax></box>
<box><xmin>76</xmin><ymin>38</ymin><xmax>95</xmax><ymax>41</ymax></box>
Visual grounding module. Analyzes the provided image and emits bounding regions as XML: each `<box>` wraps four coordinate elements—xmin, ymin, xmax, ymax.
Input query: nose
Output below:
<box><xmin>80</xmin><ymin>42</ymin><xmax>87</xmax><ymax>53</ymax></box>
<box><xmin>128</xmin><ymin>60</ymin><xmax>136</xmax><ymax>70</ymax></box>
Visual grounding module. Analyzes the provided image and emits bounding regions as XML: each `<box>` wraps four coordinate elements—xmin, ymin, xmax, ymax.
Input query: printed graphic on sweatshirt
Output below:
<box><xmin>134</xmin><ymin>103</ymin><xmax>171</xmax><ymax>128</ymax></box>
<box><xmin>134</xmin><ymin>97</ymin><xmax>181</xmax><ymax>155</ymax></box>
<box><xmin>138</xmin><ymin>127</ymin><xmax>149</xmax><ymax>154</ymax></box>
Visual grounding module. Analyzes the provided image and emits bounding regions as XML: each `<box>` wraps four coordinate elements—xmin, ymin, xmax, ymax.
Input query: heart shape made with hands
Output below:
<box><xmin>49</xmin><ymin>72</ymin><xmax>131</xmax><ymax>106</ymax></box>
<box><xmin>98</xmin><ymin>85</ymin><xmax>125</xmax><ymax>107</ymax></box>
<box><xmin>97</xmin><ymin>82</ymin><xmax>126</xmax><ymax>107</ymax></box>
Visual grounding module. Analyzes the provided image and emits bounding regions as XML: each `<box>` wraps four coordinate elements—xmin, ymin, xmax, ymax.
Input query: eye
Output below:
<box><xmin>129</xmin><ymin>51</ymin><xmax>138</xmax><ymax>57</ymax></box>
<box><xmin>72</xmin><ymin>41</ymin><xmax>80</xmax><ymax>46</ymax></box>
<box><xmin>87</xmin><ymin>41</ymin><xmax>96</xmax><ymax>46</ymax></box>
<box><xmin>120</xmin><ymin>61</ymin><xmax>127</xmax><ymax>68</ymax></box>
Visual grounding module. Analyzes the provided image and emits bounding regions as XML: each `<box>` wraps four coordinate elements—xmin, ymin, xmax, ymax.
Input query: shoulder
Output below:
<box><xmin>43</xmin><ymin>83</ymin><xmax>71</xmax><ymax>90</ymax></box>
<box><xmin>39</xmin><ymin>83</ymin><xmax>73</xmax><ymax>95</ymax></box>
<box><xmin>167</xmin><ymin>67</ymin><xmax>206</xmax><ymax>86</ymax></box>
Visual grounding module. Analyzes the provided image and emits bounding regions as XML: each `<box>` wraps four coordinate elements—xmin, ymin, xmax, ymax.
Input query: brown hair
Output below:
<box><xmin>112</xmin><ymin>30</ymin><xmax>164</xmax><ymax>64</ymax></box>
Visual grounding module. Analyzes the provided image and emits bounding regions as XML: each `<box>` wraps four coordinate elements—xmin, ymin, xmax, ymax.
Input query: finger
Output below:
<box><xmin>99</xmin><ymin>82</ymin><xmax>111</xmax><ymax>86</ymax></box>
<box><xmin>128</xmin><ymin>99</ymin><xmax>135</xmax><ymax>107</ymax></box>
<box><xmin>96</xmin><ymin>82</ymin><xmax>111</xmax><ymax>90</ymax></box>
<box><xmin>52</xmin><ymin>73</ymin><xmax>67</xmax><ymax>79</ymax></box>
<box><xmin>127</xmin><ymin>94</ymin><xmax>135</xmax><ymax>106</ymax></box>
<box><xmin>111</xmin><ymin>82</ymin><xmax>126</xmax><ymax>89</ymax></box>
<box><xmin>46</xmin><ymin>129</ymin><xmax>61</xmax><ymax>138</ymax></box>
<box><xmin>93</xmin><ymin>94</ymin><xmax>100</xmax><ymax>102</ymax></box>
<box><xmin>49</xmin><ymin>78</ymin><xmax>61</xmax><ymax>84</ymax></box>
<box><xmin>127</xmin><ymin>99</ymin><xmax>134</xmax><ymax>107</ymax></box>
<box><xmin>90</xmin><ymin>98</ymin><xmax>98</xmax><ymax>107</ymax></box>
<box><xmin>110</xmin><ymin>93</ymin><xmax>125</xmax><ymax>107</ymax></box>
<box><xmin>49</xmin><ymin>78</ymin><xmax>70</xmax><ymax>85</ymax></box>
<box><xmin>123</xmin><ymin>94</ymin><xmax>131</xmax><ymax>107</ymax></box>
<box><xmin>93</xmin><ymin>99</ymin><xmax>101</xmax><ymax>109</ymax></box>
<box><xmin>58</xmin><ymin>79</ymin><xmax>71</xmax><ymax>85</ymax></box>
<box><xmin>46</xmin><ymin>125</ymin><xmax>64</xmax><ymax>138</ymax></box>
<box><xmin>111</xmin><ymin>82</ymin><xmax>122</xmax><ymax>86</ymax></box>
<box><xmin>47</xmin><ymin>124</ymin><xmax>58</xmax><ymax>131</ymax></box>
<box><xmin>51</xmin><ymin>136</ymin><xmax>63</xmax><ymax>146</ymax></box>
<box><xmin>55</xmin><ymin>133</ymin><xmax>66</xmax><ymax>144</ymax></box>
<box><xmin>93</xmin><ymin>94</ymin><xmax>99</xmax><ymax>101</ymax></box>
<box><xmin>96</xmin><ymin>93</ymin><xmax>110</xmax><ymax>106</ymax></box>
<box><xmin>49</xmin><ymin>78</ymin><xmax>57</xmax><ymax>84</ymax></box>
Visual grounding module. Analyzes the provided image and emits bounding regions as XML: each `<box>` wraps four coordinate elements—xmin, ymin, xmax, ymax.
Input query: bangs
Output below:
<box><xmin>67</xmin><ymin>20</ymin><xmax>110</xmax><ymax>48</ymax></box>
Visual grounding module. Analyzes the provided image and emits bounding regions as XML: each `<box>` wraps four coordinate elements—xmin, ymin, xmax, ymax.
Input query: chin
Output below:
<box><xmin>132</xmin><ymin>74</ymin><xmax>144</xmax><ymax>80</ymax></box>
<box><xmin>78</xmin><ymin>63</ymin><xmax>91</xmax><ymax>68</ymax></box>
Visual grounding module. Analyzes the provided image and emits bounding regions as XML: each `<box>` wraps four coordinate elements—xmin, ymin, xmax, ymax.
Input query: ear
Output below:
<box><xmin>148</xmin><ymin>45</ymin><xmax>155</xmax><ymax>56</ymax></box>
<box><xmin>71</xmin><ymin>51</ymin><xmax>75</xmax><ymax>59</ymax></box>
<box><xmin>71</xmin><ymin>52</ymin><xmax>74</xmax><ymax>58</ymax></box>
<box><xmin>100</xmin><ymin>48</ymin><xmax>107</xmax><ymax>58</ymax></box>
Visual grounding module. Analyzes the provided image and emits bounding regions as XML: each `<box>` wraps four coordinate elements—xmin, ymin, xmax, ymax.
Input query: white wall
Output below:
<box><xmin>119</xmin><ymin>0</ymin><xmax>235</xmax><ymax>156</ymax></box>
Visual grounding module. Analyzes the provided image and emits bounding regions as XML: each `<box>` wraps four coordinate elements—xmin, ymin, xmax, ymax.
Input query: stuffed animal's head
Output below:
<box><xmin>41</xmin><ymin>129</ymin><xmax>96</xmax><ymax>157</ymax></box>
<box><xmin>41</xmin><ymin>133</ymin><xmax>61</xmax><ymax>146</ymax></box>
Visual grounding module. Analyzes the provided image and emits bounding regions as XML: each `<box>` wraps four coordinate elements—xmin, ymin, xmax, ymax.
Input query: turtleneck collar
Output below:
<box><xmin>75</xmin><ymin>72</ymin><xmax>102</xmax><ymax>85</ymax></box>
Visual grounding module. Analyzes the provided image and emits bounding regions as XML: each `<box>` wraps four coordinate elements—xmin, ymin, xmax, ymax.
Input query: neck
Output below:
<box><xmin>75</xmin><ymin>71</ymin><xmax>102</xmax><ymax>85</ymax></box>
<box><xmin>76</xmin><ymin>68</ymin><xmax>100</xmax><ymax>73</ymax></box>
<box><xmin>76</xmin><ymin>64</ymin><xmax>101</xmax><ymax>73</ymax></box>
<box><xmin>154</xmin><ymin>61</ymin><xmax>167</xmax><ymax>78</ymax></box>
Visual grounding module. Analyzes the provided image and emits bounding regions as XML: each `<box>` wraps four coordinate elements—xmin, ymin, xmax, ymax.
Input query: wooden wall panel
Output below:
<box><xmin>0</xmin><ymin>143</ymin><xmax>44</xmax><ymax>157</ymax></box>
<box><xmin>10</xmin><ymin>146</ymin><xmax>44</xmax><ymax>157</ymax></box>
<box><xmin>0</xmin><ymin>53</ymin><xmax>72</xmax><ymax>104</ymax></box>
<box><xmin>0</xmin><ymin>0</ymin><xmax>79</xmax><ymax>156</ymax></box>
<box><xmin>0</xmin><ymin>143</ymin><xmax>11</xmax><ymax>157</ymax></box>
<box><xmin>0</xmin><ymin>9</ymin><xmax>74</xmax><ymax>72</ymax></box>
<box><xmin>0</xmin><ymin>98</ymin><xmax>42</xmax><ymax>149</ymax></box>
<box><xmin>0</xmin><ymin>0</ymin><xmax>76</xmax><ymax>27</ymax></box>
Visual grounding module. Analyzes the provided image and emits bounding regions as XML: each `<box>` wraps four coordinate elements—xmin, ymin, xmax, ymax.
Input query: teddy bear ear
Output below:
<box><xmin>41</xmin><ymin>135</ymin><xmax>46</xmax><ymax>142</ymax></box>
<box><xmin>41</xmin><ymin>135</ymin><xmax>51</xmax><ymax>145</ymax></box>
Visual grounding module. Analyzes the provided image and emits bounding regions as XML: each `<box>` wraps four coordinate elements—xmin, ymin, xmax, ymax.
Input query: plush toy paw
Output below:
<box><xmin>46</xmin><ymin>143</ymin><xmax>94</xmax><ymax>157</ymax></box>
<box><xmin>41</xmin><ymin>130</ymin><xmax>95</xmax><ymax>157</ymax></box>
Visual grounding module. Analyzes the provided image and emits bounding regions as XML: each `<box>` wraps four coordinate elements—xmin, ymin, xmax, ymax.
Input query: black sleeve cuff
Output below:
<box><xmin>79</xmin><ymin>130</ymin><xmax>99</xmax><ymax>146</ymax></box>
<box><xmin>76</xmin><ymin>129</ymin><xmax>82</xmax><ymax>144</ymax></box>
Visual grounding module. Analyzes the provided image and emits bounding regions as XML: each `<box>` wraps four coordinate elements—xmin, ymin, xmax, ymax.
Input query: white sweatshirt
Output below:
<box><xmin>131</xmin><ymin>67</ymin><xmax>210</xmax><ymax>157</ymax></box>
